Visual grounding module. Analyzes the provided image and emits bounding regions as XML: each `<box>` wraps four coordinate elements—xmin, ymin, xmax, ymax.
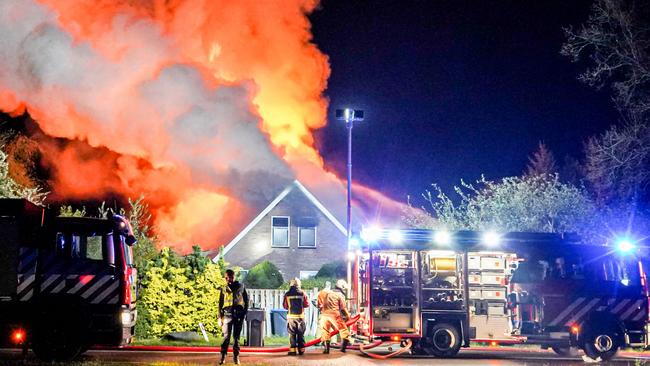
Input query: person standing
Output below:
<box><xmin>318</xmin><ymin>279</ymin><xmax>351</xmax><ymax>353</ymax></box>
<box><xmin>218</xmin><ymin>269</ymin><xmax>249</xmax><ymax>365</ymax></box>
<box><xmin>283</xmin><ymin>278</ymin><xmax>310</xmax><ymax>355</ymax></box>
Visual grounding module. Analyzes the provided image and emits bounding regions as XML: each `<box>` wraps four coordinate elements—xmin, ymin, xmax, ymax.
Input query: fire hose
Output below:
<box><xmin>121</xmin><ymin>314</ymin><xmax>378</xmax><ymax>354</ymax></box>
<box><xmin>358</xmin><ymin>339</ymin><xmax>412</xmax><ymax>360</ymax></box>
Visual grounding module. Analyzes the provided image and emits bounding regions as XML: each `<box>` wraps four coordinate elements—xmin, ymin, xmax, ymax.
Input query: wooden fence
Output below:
<box><xmin>246</xmin><ymin>288</ymin><xmax>320</xmax><ymax>337</ymax></box>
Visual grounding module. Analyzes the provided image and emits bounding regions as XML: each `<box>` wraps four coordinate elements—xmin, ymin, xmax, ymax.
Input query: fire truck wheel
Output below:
<box><xmin>582</xmin><ymin>328</ymin><xmax>620</xmax><ymax>361</ymax></box>
<box><xmin>551</xmin><ymin>346</ymin><xmax>579</xmax><ymax>357</ymax></box>
<box><xmin>425</xmin><ymin>323</ymin><xmax>461</xmax><ymax>357</ymax></box>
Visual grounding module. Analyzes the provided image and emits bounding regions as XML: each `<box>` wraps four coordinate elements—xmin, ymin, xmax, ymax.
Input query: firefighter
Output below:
<box><xmin>283</xmin><ymin>278</ymin><xmax>310</xmax><ymax>355</ymax></box>
<box><xmin>218</xmin><ymin>269</ymin><xmax>249</xmax><ymax>365</ymax></box>
<box><xmin>318</xmin><ymin>279</ymin><xmax>351</xmax><ymax>354</ymax></box>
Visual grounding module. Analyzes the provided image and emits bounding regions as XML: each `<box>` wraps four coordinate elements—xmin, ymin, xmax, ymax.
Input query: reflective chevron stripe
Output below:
<box><xmin>548</xmin><ymin>297</ymin><xmax>585</xmax><ymax>326</ymax></box>
<box><xmin>620</xmin><ymin>300</ymin><xmax>643</xmax><ymax>320</ymax></box>
<box><xmin>17</xmin><ymin>247</ymin><xmax>38</xmax><ymax>302</ymax></box>
<box><xmin>564</xmin><ymin>298</ymin><xmax>601</xmax><ymax>326</ymax></box>
<box><xmin>611</xmin><ymin>299</ymin><xmax>631</xmax><ymax>314</ymax></box>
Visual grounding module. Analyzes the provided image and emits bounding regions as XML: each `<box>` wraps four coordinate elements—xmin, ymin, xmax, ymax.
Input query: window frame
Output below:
<box><xmin>271</xmin><ymin>216</ymin><xmax>290</xmax><ymax>248</ymax></box>
<box><xmin>298</xmin><ymin>226</ymin><xmax>317</xmax><ymax>248</ymax></box>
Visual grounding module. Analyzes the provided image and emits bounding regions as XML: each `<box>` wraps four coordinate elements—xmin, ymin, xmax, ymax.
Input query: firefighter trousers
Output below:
<box><xmin>319</xmin><ymin>312</ymin><xmax>349</xmax><ymax>342</ymax></box>
<box><xmin>287</xmin><ymin>317</ymin><xmax>306</xmax><ymax>352</ymax></box>
<box><xmin>220</xmin><ymin>315</ymin><xmax>244</xmax><ymax>356</ymax></box>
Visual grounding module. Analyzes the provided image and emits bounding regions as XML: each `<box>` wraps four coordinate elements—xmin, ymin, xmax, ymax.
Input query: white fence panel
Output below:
<box><xmin>247</xmin><ymin>288</ymin><xmax>320</xmax><ymax>338</ymax></box>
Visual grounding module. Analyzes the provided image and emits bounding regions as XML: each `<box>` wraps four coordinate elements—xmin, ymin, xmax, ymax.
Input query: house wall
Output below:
<box><xmin>223</xmin><ymin>188</ymin><xmax>347</xmax><ymax>280</ymax></box>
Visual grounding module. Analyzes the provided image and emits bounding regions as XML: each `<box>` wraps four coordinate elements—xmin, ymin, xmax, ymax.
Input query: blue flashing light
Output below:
<box><xmin>433</xmin><ymin>230</ymin><xmax>452</xmax><ymax>245</ymax></box>
<box><xmin>388</xmin><ymin>230</ymin><xmax>404</xmax><ymax>244</ymax></box>
<box><xmin>348</xmin><ymin>237</ymin><xmax>360</xmax><ymax>248</ymax></box>
<box><xmin>616</xmin><ymin>238</ymin><xmax>636</xmax><ymax>253</ymax></box>
<box><xmin>482</xmin><ymin>231</ymin><xmax>501</xmax><ymax>247</ymax></box>
<box><xmin>361</xmin><ymin>226</ymin><xmax>382</xmax><ymax>242</ymax></box>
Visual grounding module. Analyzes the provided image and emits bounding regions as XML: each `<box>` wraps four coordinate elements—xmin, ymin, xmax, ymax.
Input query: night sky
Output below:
<box><xmin>311</xmin><ymin>0</ymin><xmax>620</xmax><ymax>202</ymax></box>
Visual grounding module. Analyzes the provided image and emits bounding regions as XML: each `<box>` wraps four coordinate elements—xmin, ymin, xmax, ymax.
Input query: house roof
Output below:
<box><xmin>214</xmin><ymin>180</ymin><xmax>347</xmax><ymax>261</ymax></box>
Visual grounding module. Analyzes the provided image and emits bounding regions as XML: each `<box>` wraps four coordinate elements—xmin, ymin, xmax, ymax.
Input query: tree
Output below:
<box><xmin>562</xmin><ymin>0</ymin><xmax>650</xmax><ymax>205</ymax></box>
<box><xmin>315</xmin><ymin>260</ymin><xmax>347</xmax><ymax>279</ymax></box>
<box><xmin>584</xmin><ymin>120</ymin><xmax>650</xmax><ymax>203</ymax></box>
<box><xmin>561</xmin><ymin>0</ymin><xmax>650</xmax><ymax>116</ymax></box>
<box><xmin>406</xmin><ymin>174</ymin><xmax>596</xmax><ymax>237</ymax></box>
<box><xmin>526</xmin><ymin>142</ymin><xmax>557</xmax><ymax>176</ymax></box>
<box><xmin>244</xmin><ymin>260</ymin><xmax>284</xmax><ymax>289</ymax></box>
<box><xmin>0</xmin><ymin>148</ymin><xmax>46</xmax><ymax>204</ymax></box>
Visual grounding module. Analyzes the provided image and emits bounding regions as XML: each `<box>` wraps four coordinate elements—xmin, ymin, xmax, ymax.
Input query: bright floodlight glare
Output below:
<box><xmin>347</xmin><ymin>251</ymin><xmax>356</xmax><ymax>261</ymax></box>
<box><xmin>348</xmin><ymin>237</ymin><xmax>360</xmax><ymax>248</ymax></box>
<box><xmin>482</xmin><ymin>231</ymin><xmax>501</xmax><ymax>247</ymax></box>
<box><xmin>389</xmin><ymin>230</ymin><xmax>404</xmax><ymax>244</ymax></box>
<box><xmin>617</xmin><ymin>238</ymin><xmax>635</xmax><ymax>253</ymax></box>
<box><xmin>434</xmin><ymin>230</ymin><xmax>452</xmax><ymax>245</ymax></box>
<box><xmin>361</xmin><ymin>226</ymin><xmax>382</xmax><ymax>242</ymax></box>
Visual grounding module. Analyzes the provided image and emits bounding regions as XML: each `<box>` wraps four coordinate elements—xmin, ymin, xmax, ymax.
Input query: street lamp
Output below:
<box><xmin>335</xmin><ymin>108</ymin><xmax>364</xmax><ymax>298</ymax></box>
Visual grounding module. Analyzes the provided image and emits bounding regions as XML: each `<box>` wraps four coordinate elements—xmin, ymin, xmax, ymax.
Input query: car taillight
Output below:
<box><xmin>123</xmin><ymin>267</ymin><xmax>132</xmax><ymax>305</ymax></box>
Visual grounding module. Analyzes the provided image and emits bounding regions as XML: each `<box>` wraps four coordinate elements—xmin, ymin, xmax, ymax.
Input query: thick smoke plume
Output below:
<box><xmin>0</xmin><ymin>0</ymin><xmax>404</xmax><ymax>251</ymax></box>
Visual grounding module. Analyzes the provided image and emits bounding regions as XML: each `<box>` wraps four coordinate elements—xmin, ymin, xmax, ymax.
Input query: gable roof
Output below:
<box><xmin>214</xmin><ymin>180</ymin><xmax>347</xmax><ymax>260</ymax></box>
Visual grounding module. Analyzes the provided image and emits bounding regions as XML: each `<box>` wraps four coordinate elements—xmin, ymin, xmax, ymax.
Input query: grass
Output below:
<box><xmin>133</xmin><ymin>334</ymin><xmax>318</xmax><ymax>347</ymax></box>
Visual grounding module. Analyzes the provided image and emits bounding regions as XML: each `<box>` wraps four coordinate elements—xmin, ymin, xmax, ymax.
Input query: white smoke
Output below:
<box><xmin>0</xmin><ymin>0</ymin><xmax>293</xmax><ymax>199</ymax></box>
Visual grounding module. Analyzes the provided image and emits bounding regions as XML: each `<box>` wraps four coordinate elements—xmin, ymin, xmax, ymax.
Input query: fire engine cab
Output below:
<box><xmin>353</xmin><ymin>228</ymin><xmax>649</xmax><ymax>361</ymax></box>
<box><xmin>0</xmin><ymin>199</ymin><xmax>138</xmax><ymax>361</ymax></box>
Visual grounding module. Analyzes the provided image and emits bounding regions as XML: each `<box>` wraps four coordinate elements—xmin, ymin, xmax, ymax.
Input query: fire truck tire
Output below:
<box><xmin>424</xmin><ymin>323</ymin><xmax>462</xmax><ymax>357</ymax></box>
<box><xmin>32</xmin><ymin>305</ymin><xmax>87</xmax><ymax>361</ymax></box>
<box><xmin>582</xmin><ymin>328</ymin><xmax>620</xmax><ymax>362</ymax></box>
<box><xmin>551</xmin><ymin>346</ymin><xmax>579</xmax><ymax>357</ymax></box>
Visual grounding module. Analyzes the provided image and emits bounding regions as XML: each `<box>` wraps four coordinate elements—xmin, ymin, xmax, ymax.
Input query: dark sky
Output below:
<box><xmin>311</xmin><ymin>0</ymin><xmax>620</xmax><ymax>202</ymax></box>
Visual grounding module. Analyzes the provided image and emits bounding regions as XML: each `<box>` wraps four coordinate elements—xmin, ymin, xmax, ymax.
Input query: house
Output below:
<box><xmin>216</xmin><ymin>180</ymin><xmax>348</xmax><ymax>280</ymax></box>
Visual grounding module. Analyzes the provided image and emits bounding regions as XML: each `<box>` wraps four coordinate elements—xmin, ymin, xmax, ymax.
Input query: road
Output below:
<box><xmin>2</xmin><ymin>346</ymin><xmax>650</xmax><ymax>365</ymax></box>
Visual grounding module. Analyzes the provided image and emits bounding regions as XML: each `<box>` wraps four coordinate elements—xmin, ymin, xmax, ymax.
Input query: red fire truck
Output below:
<box><xmin>0</xmin><ymin>199</ymin><xmax>138</xmax><ymax>361</ymax></box>
<box><xmin>352</xmin><ymin>228</ymin><xmax>649</xmax><ymax>361</ymax></box>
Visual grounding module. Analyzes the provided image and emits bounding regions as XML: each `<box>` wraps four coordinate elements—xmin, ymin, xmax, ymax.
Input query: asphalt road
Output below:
<box><xmin>1</xmin><ymin>347</ymin><xmax>650</xmax><ymax>365</ymax></box>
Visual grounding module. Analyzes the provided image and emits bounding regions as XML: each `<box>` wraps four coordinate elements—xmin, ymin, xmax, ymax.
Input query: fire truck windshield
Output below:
<box><xmin>55</xmin><ymin>231</ymin><xmax>115</xmax><ymax>265</ymax></box>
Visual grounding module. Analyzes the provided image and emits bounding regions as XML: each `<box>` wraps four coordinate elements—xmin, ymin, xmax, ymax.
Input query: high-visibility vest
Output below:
<box><xmin>222</xmin><ymin>283</ymin><xmax>245</xmax><ymax>309</ymax></box>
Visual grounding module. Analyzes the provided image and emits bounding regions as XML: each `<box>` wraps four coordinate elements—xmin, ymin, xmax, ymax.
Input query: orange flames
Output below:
<box><xmin>0</xmin><ymin>0</ymin><xmax>405</xmax><ymax>252</ymax></box>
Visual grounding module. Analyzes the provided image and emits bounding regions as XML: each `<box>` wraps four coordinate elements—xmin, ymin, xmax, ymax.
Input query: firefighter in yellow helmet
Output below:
<box><xmin>283</xmin><ymin>278</ymin><xmax>310</xmax><ymax>355</ymax></box>
<box><xmin>218</xmin><ymin>269</ymin><xmax>248</xmax><ymax>365</ymax></box>
<box><xmin>318</xmin><ymin>279</ymin><xmax>351</xmax><ymax>353</ymax></box>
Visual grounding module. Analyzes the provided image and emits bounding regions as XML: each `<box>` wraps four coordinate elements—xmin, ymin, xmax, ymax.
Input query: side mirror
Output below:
<box><xmin>125</xmin><ymin>235</ymin><xmax>137</xmax><ymax>246</ymax></box>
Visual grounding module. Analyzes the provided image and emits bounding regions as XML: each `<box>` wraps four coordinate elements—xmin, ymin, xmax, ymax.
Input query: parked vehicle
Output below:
<box><xmin>353</xmin><ymin>229</ymin><xmax>649</xmax><ymax>361</ymax></box>
<box><xmin>0</xmin><ymin>199</ymin><xmax>137</xmax><ymax>361</ymax></box>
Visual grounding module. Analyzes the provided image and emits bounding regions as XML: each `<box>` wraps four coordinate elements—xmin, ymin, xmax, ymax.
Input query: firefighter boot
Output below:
<box><xmin>340</xmin><ymin>339</ymin><xmax>350</xmax><ymax>353</ymax></box>
<box><xmin>233</xmin><ymin>354</ymin><xmax>240</xmax><ymax>365</ymax></box>
<box><xmin>219</xmin><ymin>353</ymin><xmax>226</xmax><ymax>365</ymax></box>
<box><xmin>323</xmin><ymin>341</ymin><xmax>330</xmax><ymax>354</ymax></box>
<box><xmin>298</xmin><ymin>348</ymin><xmax>305</xmax><ymax>355</ymax></box>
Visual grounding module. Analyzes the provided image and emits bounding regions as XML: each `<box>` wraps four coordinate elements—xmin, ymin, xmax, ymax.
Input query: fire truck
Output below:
<box><xmin>0</xmin><ymin>199</ymin><xmax>138</xmax><ymax>361</ymax></box>
<box><xmin>353</xmin><ymin>228</ymin><xmax>649</xmax><ymax>361</ymax></box>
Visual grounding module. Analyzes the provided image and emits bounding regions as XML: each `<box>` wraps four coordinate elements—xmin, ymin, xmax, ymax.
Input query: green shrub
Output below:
<box><xmin>137</xmin><ymin>246</ymin><xmax>226</xmax><ymax>338</ymax></box>
<box><xmin>280</xmin><ymin>277</ymin><xmax>335</xmax><ymax>290</ymax></box>
<box><xmin>244</xmin><ymin>260</ymin><xmax>283</xmax><ymax>289</ymax></box>
<box><xmin>316</xmin><ymin>260</ymin><xmax>347</xmax><ymax>278</ymax></box>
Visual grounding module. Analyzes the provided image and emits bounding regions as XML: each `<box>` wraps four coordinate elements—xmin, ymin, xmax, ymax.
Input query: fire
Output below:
<box><xmin>0</xmin><ymin>0</ymin><xmax>406</xmax><ymax>251</ymax></box>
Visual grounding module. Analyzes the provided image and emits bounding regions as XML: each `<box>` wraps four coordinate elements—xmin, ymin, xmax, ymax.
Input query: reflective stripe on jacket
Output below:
<box><xmin>283</xmin><ymin>286</ymin><xmax>309</xmax><ymax>318</ymax></box>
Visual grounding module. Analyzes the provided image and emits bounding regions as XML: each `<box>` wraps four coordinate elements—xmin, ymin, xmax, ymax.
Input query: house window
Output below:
<box><xmin>271</xmin><ymin>216</ymin><xmax>290</xmax><ymax>247</ymax></box>
<box><xmin>300</xmin><ymin>271</ymin><xmax>318</xmax><ymax>280</ymax></box>
<box><xmin>299</xmin><ymin>227</ymin><xmax>316</xmax><ymax>248</ymax></box>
